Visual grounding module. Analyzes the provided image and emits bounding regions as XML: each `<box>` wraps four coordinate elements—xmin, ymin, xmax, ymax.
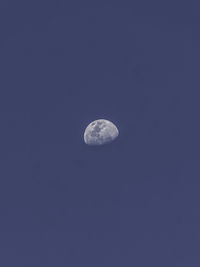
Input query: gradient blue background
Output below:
<box><xmin>0</xmin><ymin>0</ymin><xmax>200</xmax><ymax>266</ymax></box>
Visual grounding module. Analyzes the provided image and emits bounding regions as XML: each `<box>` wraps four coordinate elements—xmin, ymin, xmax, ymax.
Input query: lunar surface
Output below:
<box><xmin>84</xmin><ymin>119</ymin><xmax>119</xmax><ymax>146</ymax></box>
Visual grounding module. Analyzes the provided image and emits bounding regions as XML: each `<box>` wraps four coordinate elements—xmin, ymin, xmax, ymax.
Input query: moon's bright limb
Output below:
<box><xmin>84</xmin><ymin>119</ymin><xmax>119</xmax><ymax>146</ymax></box>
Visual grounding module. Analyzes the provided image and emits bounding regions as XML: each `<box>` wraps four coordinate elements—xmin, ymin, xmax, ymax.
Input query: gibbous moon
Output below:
<box><xmin>84</xmin><ymin>119</ymin><xmax>119</xmax><ymax>146</ymax></box>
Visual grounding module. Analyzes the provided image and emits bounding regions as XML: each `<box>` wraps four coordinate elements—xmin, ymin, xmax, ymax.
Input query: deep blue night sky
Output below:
<box><xmin>0</xmin><ymin>0</ymin><xmax>200</xmax><ymax>266</ymax></box>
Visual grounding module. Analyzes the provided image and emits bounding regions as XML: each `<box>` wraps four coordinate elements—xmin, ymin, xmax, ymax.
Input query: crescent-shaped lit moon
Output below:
<box><xmin>84</xmin><ymin>119</ymin><xmax>119</xmax><ymax>146</ymax></box>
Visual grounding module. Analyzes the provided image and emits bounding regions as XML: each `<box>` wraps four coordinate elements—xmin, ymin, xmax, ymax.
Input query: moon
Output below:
<box><xmin>84</xmin><ymin>119</ymin><xmax>119</xmax><ymax>146</ymax></box>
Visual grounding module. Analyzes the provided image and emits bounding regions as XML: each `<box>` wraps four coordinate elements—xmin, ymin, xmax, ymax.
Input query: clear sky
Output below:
<box><xmin>0</xmin><ymin>0</ymin><xmax>200</xmax><ymax>266</ymax></box>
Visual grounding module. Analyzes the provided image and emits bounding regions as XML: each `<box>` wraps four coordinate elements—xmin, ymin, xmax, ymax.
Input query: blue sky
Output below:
<box><xmin>0</xmin><ymin>0</ymin><xmax>200</xmax><ymax>266</ymax></box>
